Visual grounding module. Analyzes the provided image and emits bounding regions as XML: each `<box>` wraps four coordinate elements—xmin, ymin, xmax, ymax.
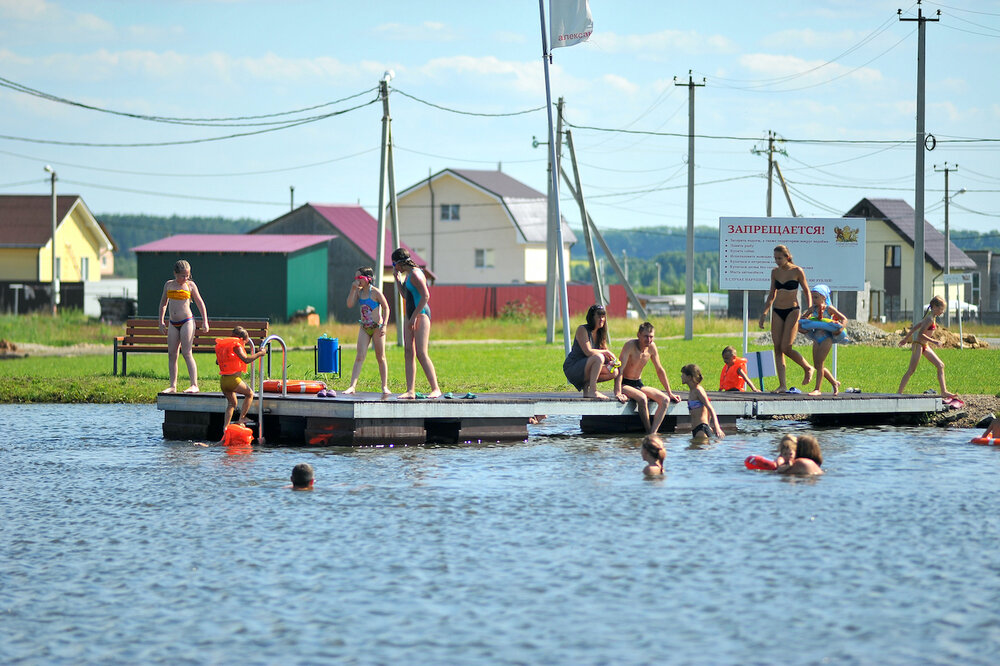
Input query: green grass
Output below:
<box><xmin>2</xmin><ymin>331</ymin><xmax>997</xmax><ymax>403</ymax></box>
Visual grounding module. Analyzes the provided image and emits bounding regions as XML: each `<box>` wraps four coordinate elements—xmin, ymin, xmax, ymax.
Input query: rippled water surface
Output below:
<box><xmin>2</xmin><ymin>404</ymin><xmax>999</xmax><ymax>665</ymax></box>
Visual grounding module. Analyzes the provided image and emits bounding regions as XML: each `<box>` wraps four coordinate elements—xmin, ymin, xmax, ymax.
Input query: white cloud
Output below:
<box><xmin>760</xmin><ymin>28</ymin><xmax>867</xmax><ymax>49</ymax></box>
<box><xmin>591</xmin><ymin>29</ymin><xmax>738</xmax><ymax>56</ymax></box>
<box><xmin>372</xmin><ymin>21</ymin><xmax>456</xmax><ymax>42</ymax></box>
<box><xmin>0</xmin><ymin>0</ymin><xmax>52</xmax><ymax>21</ymax></box>
<box><xmin>601</xmin><ymin>74</ymin><xmax>639</xmax><ymax>96</ymax></box>
<box><xmin>739</xmin><ymin>53</ymin><xmax>882</xmax><ymax>86</ymax></box>
<box><xmin>419</xmin><ymin>55</ymin><xmax>544</xmax><ymax>94</ymax></box>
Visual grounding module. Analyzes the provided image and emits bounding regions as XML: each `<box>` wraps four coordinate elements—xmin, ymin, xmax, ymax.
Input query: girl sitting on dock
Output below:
<box><xmin>157</xmin><ymin>259</ymin><xmax>209</xmax><ymax>394</ymax></box>
<box><xmin>343</xmin><ymin>267</ymin><xmax>391</xmax><ymax>396</ymax></box>
<box><xmin>757</xmin><ymin>245</ymin><xmax>815</xmax><ymax>393</ymax></box>
<box><xmin>680</xmin><ymin>364</ymin><xmax>724</xmax><ymax>440</ymax></box>
<box><xmin>563</xmin><ymin>304</ymin><xmax>619</xmax><ymax>399</ymax></box>
<box><xmin>800</xmin><ymin>284</ymin><xmax>846</xmax><ymax>396</ymax></box>
<box><xmin>719</xmin><ymin>345</ymin><xmax>758</xmax><ymax>392</ymax></box>
<box><xmin>897</xmin><ymin>296</ymin><xmax>957</xmax><ymax>400</ymax></box>
<box><xmin>392</xmin><ymin>248</ymin><xmax>442</xmax><ymax>400</ymax></box>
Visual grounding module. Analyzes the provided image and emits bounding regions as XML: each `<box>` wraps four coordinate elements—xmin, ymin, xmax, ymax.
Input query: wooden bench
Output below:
<box><xmin>113</xmin><ymin>317</ymin><xmax>270</xmax><ymax>377</ymax></box>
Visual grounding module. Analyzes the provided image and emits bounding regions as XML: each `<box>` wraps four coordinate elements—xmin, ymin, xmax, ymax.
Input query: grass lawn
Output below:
<box><xmin>2</xmin><ymin>315</ymin><xmax>997</xmax><ymax>402</ymax></box>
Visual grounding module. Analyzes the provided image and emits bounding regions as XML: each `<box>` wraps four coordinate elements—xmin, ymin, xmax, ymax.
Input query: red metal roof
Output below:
<box><xmin>0</xmin><ymin>195</ymin><xmax>87</xmax><ymax>247</ymax></box>
<box><xmin>309</xmin><ymin>204</ymin><xmax>427</xmax><ymax>267</ymax></box>
<box><xmin>133</xmin><ymin>234</ymin><xmax>334</xmax><ymax>254</ymax></box>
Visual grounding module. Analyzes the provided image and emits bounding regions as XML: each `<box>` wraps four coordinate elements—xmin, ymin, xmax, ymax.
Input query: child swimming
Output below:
<box><xmin>157</xmin><ymin>259</ymin><xmax>209</xmax><ymax>393</ymax></box>
<box><xmin>778</xmin><ymin>435</ymin><xmax>823</xmax><ymax>476</ymax></box>
<box><xmin>680</xmin><ymin>364</ymin><xmax>724</xmax><ymax>440</ymax></box>
<box><xmin>640</xmin><ymin>434</ymin><xmax>665</xmax><ymax>476</ymax></box>
<box><xmin>775</xmin><ymin>434</ymin><xmax>798</xmax><ymax>468</ymax></box>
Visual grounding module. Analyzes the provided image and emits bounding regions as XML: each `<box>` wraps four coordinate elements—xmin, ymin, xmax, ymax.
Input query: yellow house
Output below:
<box><xmin>395</xmin><ymin>168</ymin><xmax>576</xmax><ymax>284</ymax></box>
<box><xmin>0</xmin><ymin>194</ymin><xmax>115</xmax><ymax>284</ymax></box>
<box><xmin>846</xmin><ymin>198</ymin><xmax>976</xmax><ymax>320</ymax></box>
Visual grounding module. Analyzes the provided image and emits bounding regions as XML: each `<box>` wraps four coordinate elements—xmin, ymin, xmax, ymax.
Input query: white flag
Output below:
<box><xmin>550</xmin><ymin>0</ymin><xmax>592</xmax><ymax>49</ymax></box>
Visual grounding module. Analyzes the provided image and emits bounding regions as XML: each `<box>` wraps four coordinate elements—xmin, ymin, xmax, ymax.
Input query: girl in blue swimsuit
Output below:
<box><xmin>681</xmin><ymin>364</ymin><xmax>724</xmax><ymax>440</ymax></box>
<box><xmin>343</xmin><ymin>267</ymin><xmax>391</xmax><ymax>396</ymax></box>
<box><xmin>391</xmin><ymin>248</ymin><xmax>441</xmax><ymax>399</ymax></box>
<box><xmin>757</xmin><ymin>244</ymin><xmax>815</xmax><ymax>393</ymax></box>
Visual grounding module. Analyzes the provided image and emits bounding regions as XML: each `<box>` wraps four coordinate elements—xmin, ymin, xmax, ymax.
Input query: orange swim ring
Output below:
<box><xmin>262</xmin><ymin>379</ymin><xmax>327</xmax><ymax>394</ymax></box>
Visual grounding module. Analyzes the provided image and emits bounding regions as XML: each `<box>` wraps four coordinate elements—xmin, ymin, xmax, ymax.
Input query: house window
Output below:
<box><xmin>55</xmin><ymin>257</ymin><xmax>62</xmax><ymax>280</ymax></box>
<box><xmin>884</xmin><ymin>245</ymin><xmax>901</xmax><ymax>268</ymax></box>
<box><xmin>441</xmin><ymin>204</ymin><xmax>460</xmax><ymax>221</ymax></box>
<box><xmin>971</xmin><ymin>272</ymin><xmax>980</xmax><ymax>306</ymax></box>
<box><xmin>80</xmin><ymin>257</ymin><xmax>90</xmax><ymax>281</ymax></box>
<box><xmin>475</xmin><ymin>248</ymin><xmax>494</xmax><ymax>268</ymax></box>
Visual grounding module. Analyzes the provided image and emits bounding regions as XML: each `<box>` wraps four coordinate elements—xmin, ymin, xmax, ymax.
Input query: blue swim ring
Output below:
<box><xmin>799</xmin><ymin>317</ymin><xmax>851</xmax><ymax>344</ymax></box>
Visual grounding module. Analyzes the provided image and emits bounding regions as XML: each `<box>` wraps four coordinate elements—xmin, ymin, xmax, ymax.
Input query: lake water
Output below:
<box><xmin>2</xmin><ymin>404</ymin><xmax>999</xmax><ymax>665</ymax></box>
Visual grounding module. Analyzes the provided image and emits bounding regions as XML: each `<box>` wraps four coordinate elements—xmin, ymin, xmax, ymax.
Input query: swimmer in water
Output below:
<box><xmin>681</xmin><ymin>364</ymin><xmax>724</xmax><ymax>441</ymax></box>
<box><xmin>775</xmin><ymin>434</ymin><xmax>798</xmax><ymax>470</ymax></box>
<box><xmin>640</xmin><ymin>434</ymin><xmax>666</xmax><ymax>476</ymax></box>
<box><xmin>778</xmin><ymin>435</ymin><xmax>823</xmax><ymax>476</ymax></box>
<box><xmin>290</xmin><ymin>463</ymin><xmax>314</xmax><ymax>490</ymax></box>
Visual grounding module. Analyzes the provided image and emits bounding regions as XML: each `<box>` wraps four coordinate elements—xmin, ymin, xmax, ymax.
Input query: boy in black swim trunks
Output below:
<box><xmin>613</xmin><ymin>322</ymin><xmax>681</xmax><ymax>433</ymax></box>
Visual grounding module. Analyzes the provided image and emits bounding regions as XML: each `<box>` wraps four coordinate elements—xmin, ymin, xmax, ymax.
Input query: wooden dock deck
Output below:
<box><xmin>157</xmin><ymin>390</ymin><xmax>945</xmax><ymax>445</ymax></box>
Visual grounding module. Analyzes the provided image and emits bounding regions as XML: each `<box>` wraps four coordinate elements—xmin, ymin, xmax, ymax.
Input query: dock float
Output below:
<box><xmin>157</xmin><ymin>391</ymin><xmax>945</xmax><ymax>446</ymax></box>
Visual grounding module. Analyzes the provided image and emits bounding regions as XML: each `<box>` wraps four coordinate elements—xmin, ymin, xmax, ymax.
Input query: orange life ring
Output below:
<box><xmin>262</xmin><ymin>379</ymin><xmax>327</xmax><ymax>394</ymax></box>
<box><xmin>745</xmin><ymin>455</ymin><xmax>777</xmax><ymax>471</ymax></box>
<box><xmin>970</xmin><ymin>436</ymin><xmax>997</xmax><ymax>445</ymax></box>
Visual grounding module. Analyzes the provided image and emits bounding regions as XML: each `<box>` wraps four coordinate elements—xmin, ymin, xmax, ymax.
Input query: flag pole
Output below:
<box><xmin>538</xmin><ymin>0</ymin><xmax>572</xmax><ymax>354</ymax></box>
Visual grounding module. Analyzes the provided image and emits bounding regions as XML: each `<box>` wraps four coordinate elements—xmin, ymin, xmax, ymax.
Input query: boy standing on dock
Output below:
<box><xmin>614</xmin><ymin>322</ymin><xmax>681</xmax><ymax>434</ymax></box>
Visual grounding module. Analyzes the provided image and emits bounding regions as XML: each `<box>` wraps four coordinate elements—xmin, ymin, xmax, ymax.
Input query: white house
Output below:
<box><xmin>395</xmin><ymin>168</ymin><xmax>576</xmax><ymax>285</ymax></box>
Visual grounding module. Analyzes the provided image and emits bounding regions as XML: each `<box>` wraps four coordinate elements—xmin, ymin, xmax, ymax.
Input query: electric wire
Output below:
<box><xmin>391</xmin><ymin>88</ymin><xmax>545</xmax><ymax>116</ymax></box>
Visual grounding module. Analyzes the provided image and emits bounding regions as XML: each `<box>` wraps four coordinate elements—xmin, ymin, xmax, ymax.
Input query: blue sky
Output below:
<box><xmin>1</xmin><ymin>0</ymin><xmax>998</xmax><ymax>234</ymax></box>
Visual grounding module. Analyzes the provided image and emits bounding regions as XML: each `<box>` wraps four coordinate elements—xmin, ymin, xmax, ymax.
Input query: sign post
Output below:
<box><xmin>719</xmin><ymin>217</ymin><xmax>867</xmax><ymax>382</ymax></box>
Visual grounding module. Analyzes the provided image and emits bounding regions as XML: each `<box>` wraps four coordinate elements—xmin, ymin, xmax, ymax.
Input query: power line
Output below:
<box><xmin>0</xmin><ymin>75</ymin><xmax>378</xmax><ymax>125</ymax></box>
<box><xmin>60</xmin><ymin>178</ymin><xmax>287</xmax><ymax>206</ymax></box>
<box><xmin>0</xmin><ymin>146</ymin><xmax>379</xmax><ymax>178</ymax></box>
<box><xmin>391</xmin><ymin>88</ymin><xmax>545</xmax><ymax>117</ymax></box>
<box><xmin>0</xmin><ymin>97</ymin><xmax>380</xmax><ymax>148</ymax></box>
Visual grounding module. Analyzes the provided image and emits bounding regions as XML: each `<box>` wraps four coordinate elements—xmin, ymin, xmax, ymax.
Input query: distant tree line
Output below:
<box><xmin>99</xmin><ymin>214</ymin><xmax>264</xmax><ymax>277</ymax></box>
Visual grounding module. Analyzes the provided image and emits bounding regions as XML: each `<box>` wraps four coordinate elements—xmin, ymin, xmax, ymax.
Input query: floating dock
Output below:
<box><xmin>157</xmin><ymin>391</ymin><xmax>945</xmax><ymax>445</ymax></box>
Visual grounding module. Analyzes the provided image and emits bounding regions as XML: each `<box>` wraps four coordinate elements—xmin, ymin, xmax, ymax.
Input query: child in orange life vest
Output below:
<box><xmin>719</xmin><ymin>345</ymin><xmax>758</xmax><ymax>392</ymax></box>
<box><xmin>216</xmin><ymin>326</ymin><xmax>267</xmax><ymax>434</ymax></box>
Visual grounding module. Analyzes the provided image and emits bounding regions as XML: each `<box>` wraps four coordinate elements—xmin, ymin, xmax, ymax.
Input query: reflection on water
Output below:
<box><xmin>2</xmin><ymin>404</ymin><xmax>999</xmax><ymax>664</ymax></box>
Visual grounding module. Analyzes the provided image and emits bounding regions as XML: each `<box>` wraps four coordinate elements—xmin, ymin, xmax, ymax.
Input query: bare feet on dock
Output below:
<box><xmin>162</xmin><ymin>386</ymin><xmax>176</xmax><ymax>394</ymax></box>
<box><xmin>803</xmin><ymin>366</ymin><xmax>815</xmax><ymax>385</ymax></box>
<box><xmin>397</xmin><ymin>391</ymin><xmax>416</xmax><ymax>400</ymax></box>
<box><xmin>426</xmin><ymin>390</ymin><xmax>442</xmax><ymax>399</ymax></box>
<box><xmin>808</xmin><ymin>389</ymin><xmax>822</xmax><ymax>396</ymax></box>
<box><xmin>342</xmin><ymin>386</ymin><xmax>356</xmax><ymax>395</ymax></box>
<box><xmin>584</xmin><ymin>391</ymin><xmax>610</xmax><ymax>400</ymax></box>
<box><xmin>771</xmin><ymin>386</ymin><xmax>787</xmax><ymax>394</ymax></box>
<box><xmin>183</xmin><ymin>385</ymin><xmax>199</xmax><ymax>393</ymax></box>
<box><xmin>381</xmin><ymin>387</ymin><xmax>392</xmax><ymax>396</ymax></box>
<box><xmin>832</xmin><ymin>380</ymin><xmax>841</xmax><ymax>396</ymax></box>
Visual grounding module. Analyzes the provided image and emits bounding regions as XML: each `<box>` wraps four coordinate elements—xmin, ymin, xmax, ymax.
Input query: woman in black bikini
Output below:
<box><xmin>757</xmin><ymin>245</ymin><xmax>814</xmax><ymax>393</ymax></box>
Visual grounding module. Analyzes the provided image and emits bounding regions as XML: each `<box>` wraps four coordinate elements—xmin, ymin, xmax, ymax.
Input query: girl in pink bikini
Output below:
<box><xmin>898</xmin><ymin>295</ymin><xmax>957</xmax><ymax>400</ymax></box>
<box><xmin>157</xmin><ymin>259</ymin><xmax>209</xmax><ymax>393</ymax></box>
<box><xmin>343</xmin><ymin>267</ymin><xmax>391</xmax><ymax>396</ymax></box>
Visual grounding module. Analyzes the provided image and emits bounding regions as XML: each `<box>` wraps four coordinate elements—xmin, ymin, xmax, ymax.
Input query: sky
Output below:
<box><xmin>1</xmin><ymin>0</ymin><xmax>998</xmax><ymax>236</ymax></box>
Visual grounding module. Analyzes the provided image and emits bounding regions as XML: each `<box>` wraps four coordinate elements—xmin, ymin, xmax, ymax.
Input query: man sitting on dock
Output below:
<box><xmin>614</xmin><ymin>322</ymin><xmax>682</xmax><ymax>434</ymax></box>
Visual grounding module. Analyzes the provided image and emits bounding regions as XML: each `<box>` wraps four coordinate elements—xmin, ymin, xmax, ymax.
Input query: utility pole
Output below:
<box><xmin>44</xmin><ymin>165</ymin><xmax>58</xmax><ymax>315</ymax></box>
<box><xmin>934</xmin><ymin>162</ymin><xmax>962</xmax><ymax>326</ymax></box>
<box><xmin>751</xmin><ymin>131</ymin><xmax>789</xmax><ymax>217</ymax></box>
<box><xmin>289</xmin><ymin>186</ymin><xmax>294</xmax><ymax>211</ymax></box>
<box><xmin>900</xmin><ymin>1</ymin><xmax>939</xmax><ymax>322</ymax></box>
<box><xmin>675</xmin><ymin>70</ymin><xmax>705</xmax><ymax>341</ymax></box>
